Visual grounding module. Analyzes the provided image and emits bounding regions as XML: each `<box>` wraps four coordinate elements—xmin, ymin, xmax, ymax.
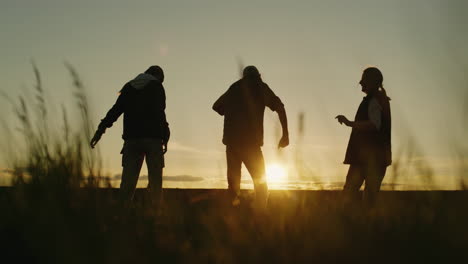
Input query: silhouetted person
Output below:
<box><xmin>336</xmin><ymin>67</ymin><xmax>391</xmax><ymax>206</ymax></box>
<box><xmin>213</xmin><ymin>66</ymin><xmax>289</xmax><ymax>209</ymax></box>
<box><xmin>90</xmin><ymin>65</ymin><xmax>170</xmax><ymax>207</ymax></box>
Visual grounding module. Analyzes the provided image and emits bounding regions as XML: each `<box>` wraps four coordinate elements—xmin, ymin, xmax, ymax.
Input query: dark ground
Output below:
<box><xmin>1</xmin><ymin>187</ymin><xmax>467</xmax><ymax>263</ymax></box>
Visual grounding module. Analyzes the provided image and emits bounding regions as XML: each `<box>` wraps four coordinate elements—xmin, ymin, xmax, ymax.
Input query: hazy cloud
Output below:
<box><xmin>163</xmin><ymin>175</ymin><xmax>204</xmax><ymax>182</ymax></box>
<box><xmin>169</xmin><ymin>141</ymin><xmax>222</xmax><ymax>156</ymax></box>
<box><xmin>1</xmin><ymin>168</ymin><xmax>13</xmax><ymax>174</ymax></box>
<box><xmin>112</xmin><ymin>174</ymin><xmax>204</xmax><ymax>182</ymax></box>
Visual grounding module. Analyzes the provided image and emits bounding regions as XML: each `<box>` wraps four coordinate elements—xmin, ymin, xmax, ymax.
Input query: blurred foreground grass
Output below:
<box><xmin>1</xmin><ymin>188</ymin><xmax>468</xmax><ymax>263</ymax></box>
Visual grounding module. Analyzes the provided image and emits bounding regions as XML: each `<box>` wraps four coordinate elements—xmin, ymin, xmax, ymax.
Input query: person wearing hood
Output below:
<box><xmin>90</xmin><ymin>65</ymin><xmax>170</xmax><ymax>207</ymax></box>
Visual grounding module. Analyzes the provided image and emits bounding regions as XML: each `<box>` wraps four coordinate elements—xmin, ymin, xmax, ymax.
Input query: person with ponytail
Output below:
<box><xmin>336</xmin><ymin>67</ymin><xmax>392</xmax><ymax>206</ymax></box>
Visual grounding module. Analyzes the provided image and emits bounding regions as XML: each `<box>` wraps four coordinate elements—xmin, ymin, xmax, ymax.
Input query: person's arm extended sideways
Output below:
<box><xmin>335</xmin><ymin>116</ymin><xmax>378</xmax><ymax>131</ymax></box>
<box><xmin>336</xmin><ymin>97</ymin><xmax>382</xmax><ymax>131</ymax></box>
<box><xmin>90</xmin><ymin>92</ymin><xmax>126</xmax><ymax>148</ymax></box>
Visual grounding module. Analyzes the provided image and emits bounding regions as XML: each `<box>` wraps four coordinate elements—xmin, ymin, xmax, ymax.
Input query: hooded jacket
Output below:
<box><xmin>98</xmin><ymin>73</ymin><xmax>170</xmax><ymax>143</ymax></box>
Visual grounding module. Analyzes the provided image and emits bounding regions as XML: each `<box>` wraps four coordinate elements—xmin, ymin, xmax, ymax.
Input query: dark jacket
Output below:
<box><xmin>98</xmin><ymin>73</ymin><xmax>170</xmax><ymax>143</ymax></box>
<box><xmin>213</xmin><ymin>78</ymin><xmax>284</xmax><ymax>147</ymax></box>
<box><xmin>344</xmin><ymin>91</ymin><xmax>391</xmax><ymax>166</ymax></box>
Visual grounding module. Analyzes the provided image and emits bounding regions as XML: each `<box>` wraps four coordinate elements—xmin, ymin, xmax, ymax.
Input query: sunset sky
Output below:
<box><xmin>1</xmin><ymin>0</ymin><xmax>467</xmax><ymax>189</ymax></box>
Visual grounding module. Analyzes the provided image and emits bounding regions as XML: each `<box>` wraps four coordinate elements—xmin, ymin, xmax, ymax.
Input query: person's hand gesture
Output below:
<box><xmin>162</xmin><ymin>142</ymin><xmax>168</xmax><ymax>154</ymax></box>
<box><xmin>90</xmin><ymin>130</ymin><xmax>104</xmax><ymax>148</ymax></box>
<box><xmin>335</xmin><ymin>115</ymin><xmax>351</xmax><ymax>126</ymax></box>
<box><xmin>278</xmin><ymin>134</ymin><xmax>289</xmax><ymax>149</ymax></box>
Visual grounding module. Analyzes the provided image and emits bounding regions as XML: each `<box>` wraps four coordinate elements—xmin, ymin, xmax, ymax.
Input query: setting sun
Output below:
<box><xmin>266</xmin><ymin>163</ymin><xmax>288</xmax><ymax>182</ymax></box>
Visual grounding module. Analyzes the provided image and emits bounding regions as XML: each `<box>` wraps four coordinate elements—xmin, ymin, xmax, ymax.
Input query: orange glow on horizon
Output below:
<box><xmin>266</xmin><ymin>163</ymin><xmax>288</xmax><ymax>183</ymax></box>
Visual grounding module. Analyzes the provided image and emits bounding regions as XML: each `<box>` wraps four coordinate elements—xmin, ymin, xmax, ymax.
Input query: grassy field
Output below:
<box><xmin>1</xmin><ymin>64</ymin><xmax>467</xmax><ymax>263</ymax></box>
<box><xmin>1</xmin><ymin>187</ymin><xmax>467</xmax><ymax>263</ymax></box>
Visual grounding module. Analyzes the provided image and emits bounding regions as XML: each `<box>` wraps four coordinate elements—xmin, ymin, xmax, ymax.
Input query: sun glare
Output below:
<box><xmin>266</xmin><ymin>163</ymin><xmax>288</xmax><ymax>182</ymax></box>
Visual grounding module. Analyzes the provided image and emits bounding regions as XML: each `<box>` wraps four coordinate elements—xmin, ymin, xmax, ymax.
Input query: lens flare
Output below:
<box><xmin>266</xmin><ymin>163</ymin><xmax>287</xmax><ymax>182</ymax></box>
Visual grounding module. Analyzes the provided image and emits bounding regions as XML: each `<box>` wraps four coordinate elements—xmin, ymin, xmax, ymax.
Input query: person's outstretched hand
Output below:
<box><xmin>278</xmin><ymin>134</ymin><xmax>289</xmax><ymax>149</ymax></box>
<box><xmin>90</xmin><ymin>130</ymin><xmax>103</xmax><ymax>149</ymax></box>
<box><xmin>335</xmin><ymin>115</ymin><xmax>351</xmax><ymax>126</ymax></box>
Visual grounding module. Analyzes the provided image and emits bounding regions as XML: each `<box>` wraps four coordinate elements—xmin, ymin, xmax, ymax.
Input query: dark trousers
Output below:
<box><xmin>343</xmin><ymin>164</ymin><xmax>387</xmax><ymax>206</ymax></box>
<box><xmin>226</xmin><ymin>145</ymin><xmax>268</xmax><ymax>207</ymax></box>
<box><xmin>120</xmin><ymin>138</ymin><xmax>164</xmax><ymax>206</ymax></box>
